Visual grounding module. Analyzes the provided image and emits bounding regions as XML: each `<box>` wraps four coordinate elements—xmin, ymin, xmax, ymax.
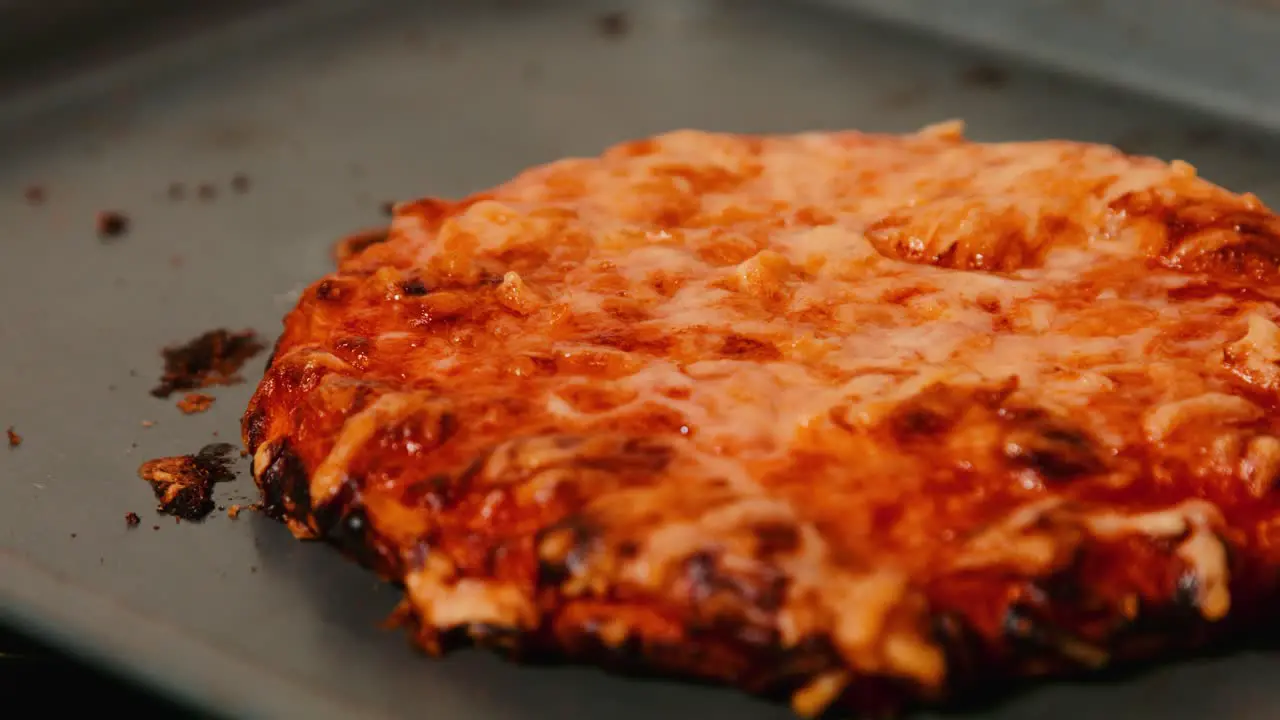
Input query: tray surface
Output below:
<box><xmin>2</xmin><ymin>1</ymin><xmax>1280</xmax><ymax>718</ymax></box>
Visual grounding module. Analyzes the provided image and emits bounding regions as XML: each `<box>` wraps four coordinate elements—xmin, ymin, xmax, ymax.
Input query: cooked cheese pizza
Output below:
<box><xmin>242</xmin><ymin>121</ymin><xmax>1280</xmax><ymax>717</ymax></box>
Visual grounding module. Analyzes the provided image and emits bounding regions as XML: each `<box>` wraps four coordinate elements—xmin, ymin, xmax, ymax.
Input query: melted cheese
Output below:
<box><xmin>252</xmin><ymin>124</ymin><xmax>1280</xmax><ymax>709</ymax></box>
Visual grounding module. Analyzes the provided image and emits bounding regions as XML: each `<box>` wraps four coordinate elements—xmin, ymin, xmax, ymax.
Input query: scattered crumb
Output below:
<box><xmin>153</xmin><ymin>525</ymin><xmax>160</xmax><ymax>531</ymax></box>
<box><xmin>125</xmin><ymin>511</ymin><xmax>141</xmax><ymax>528</ymax></box>
<box><xmin>250</xmin><ymin>566</ymin><xmax>258</xmax><ymax>573</ymax></box>
<box><xmin>959</xmin><ymin>63</ymin><xmax>1009</xmax><ymax>89</ymax></box>
<box><xmin>167</xmin><ymin>182</ymin><xmax>187</xmax><ymax>201</ymax></box>
<box><xmin>197</xmin><ymin>183</ymin><xmax>217</xmax><ymax>200</ymax></box>
<box><xmin>6</xmin><ymin>427</ymin><xmax>20</xmax><ymax>448</ymax></box>
<box><xmin>227</xmin><ymin>503</ymin><xmax>260</xmax><ymax>519</ymax></box>
<box><xmin>332</xmin><ymin>227</ymin><xmax>391</xmax><ymax>265</ymax></box>
<box><xmin>212</xmin><ymin>430</ymin><xmax>220</xmax><ymax>437</ymax></box>
<box><xmin>96</xmin><ymin>211</ymin><xmax>130</xmax><ymax>239</ymax></box>
<box><xmin>150</xmin><ymin>329</ymin><xmax>265</xmax><ymax>399</ymax></box>
<box><xmin>108</xmin><ymin>384</ymin><xmax>117</xmax><ymax>391</ymax></box>
<box><xmin>231</xmin><ymin>173</ymin><xmax>251</xmax><ymax>193</ymax></box>
<box><xmin>597</xmin><ymin>11</ymin><xmax>629</xmax><ymax>37</ymax></box>
<box><xmin>23</xmin><ymin>185</ymin><xmax>46</xmax><ymax>205</ymax></box>
<box><xmin>176</xmin><ymin>392</ymin><xmax>216</xmax><ymax>415</ymax></box>
<box><xmin>380</xmin><ymin>200</ymin><xmax>397</xmax><ymax>217</ymax></box>
<box><xmin>141</xmin><ymin>420</ymin><xmax>155</xmax><ymax>428</ymax></box>
<box><xmin>138</xmin><ymin>443</ymin><xmax>237</xmax><ymax>521</ymax></box>
<box><xmin>70</xmin><ymin>533</ymin><xmax>77</xmax><ymax>539</ymax></box>
<box><xmin>169</xmin><ymin>254</ymin><xmax>185</xmax><ymax>268</ymax></box>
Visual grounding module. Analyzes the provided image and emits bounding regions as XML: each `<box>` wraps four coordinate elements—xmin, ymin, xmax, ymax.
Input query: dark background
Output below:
<box><xmin>0</xmin><ymin>627</ymin><xmax>204</xmax><ymax>714</ymax></box>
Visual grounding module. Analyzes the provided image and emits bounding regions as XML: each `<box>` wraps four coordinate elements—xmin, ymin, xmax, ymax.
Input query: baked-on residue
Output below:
<box><xmin>243</xmin><ymin>122</ymin><xmax>1280</xmax><ymax>716</ymax></box>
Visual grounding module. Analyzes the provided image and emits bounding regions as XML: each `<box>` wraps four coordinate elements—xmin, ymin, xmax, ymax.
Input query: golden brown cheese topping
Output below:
<box><xmin>243</xmin><ymin>121</ymin><xmax>1280</xmax><ymax>717</ymax></box>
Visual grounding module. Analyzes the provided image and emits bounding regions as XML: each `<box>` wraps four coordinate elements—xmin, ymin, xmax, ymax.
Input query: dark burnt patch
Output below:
<box><xmin>316</xmin><ymin>481</ymin><xmax>403</xmax><ymax>577</ymax></box>
<box><xmin>314</xmin><ymin>279</ymin><xmax>343</xmax><ymax>302</ymax></box>
<box><xmin>1000</xmin><ymin>601</ymin><xmax>1109</xmax><ymax>670</ymax></box>
<box><xmin>401</xmin><ymin>278</ymin><xmax>430</xmax><ymax>296</ymax></box>
<box><xmin>151</xmin><ymin>328</ymin><xmax>265</xmax><ymax>399</ymax></box>
<box><xmin>752</xmin><ymin>520</ymin><xmax>801</xmax><ymax>556</ymax></box>
<box><xmin>719</xmin><ymin>334</ymin><xmax>782</xmax><ymax>361</ymax></box>
<box><xmin>535</xmin><ymin>514</ymin><xmax>601</xmax><ymax>588</ymax></box>
<box><xmin>138</xmin><ymin>443</ymin><xmax>238</xmax><ymax>521</ymax></box>
<box><xmin>999</xmin><ymin>408</ymin><xmax>1104</xmax><ymax>481</ymax></box>
<box><xmin>683</xmin><ymin>549</ymin><xmax>788</xmax><ymax>623</ymax></box>
<box><xmin>243</xmin><ymin>405</ymin><xmax>269</xmax><ymax>453</ymax></box>
<box><xmin>258</xmin><ymin>440</ymin><xmax>312</xmax><ymax>523</ymax></box>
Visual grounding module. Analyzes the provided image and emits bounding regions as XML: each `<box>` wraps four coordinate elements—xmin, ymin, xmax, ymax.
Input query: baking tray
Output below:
<box><xmin>802</xmin><ymin>0</ymin><xmax>1280</xmax><ymax>135</ymax></box>
<box><xmin>2</xmin><ymin>1</ymin><xmax>1280</xmax><ymax>718</ymax></box>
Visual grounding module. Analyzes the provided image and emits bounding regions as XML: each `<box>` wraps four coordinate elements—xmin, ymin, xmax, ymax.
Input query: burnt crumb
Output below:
<box><xmin>176</xmin><ymin>392</ymin><xmax>216</xmax><ymax>415</ymax></box>
<box><xmin>96</xmin><ymin>211</ymin><xmax>129</xmax><ymax>239</ymax></box>
<box><xmin>227</xmin><ymin>503</ymin><xmax>259</xmax><ymax>519</ymax></box>
<box><xmin>167</xmin><ymin>182</ymin><xmax>186</xmax><ymax>201</ymax></box>
<box><xmin>125</xmin><ymin>511</ymin><xmax>141</xmax><ymax>528</ymax></box>
<box><xmin>197</xmin><ymin>183</ymin><xmax>218</xmax><ymax>200</ymax></box>
<box><xmin>380</xmin><ymin>200</ymin><xmax>397</xmax><ymax>217</ymax></box>
<box><xmin>23</xmin><ymin>185</ymin><xmax>45</xmax><ymax>205</ymax></box>
<box><xmin>6</xmin><ymin>426</ymin><xmax>20</xmax><ymax>448</ymax></box>
<box><xmin>230</xmin><ymin>173</ymin><xmax>251</xmax><ymax>193</ymax></box>
<box><xmin>960</xmin><ymin>63</ymin><xmax>1010</xmax><ymax>89</ymax></box>
<box><xmin>138</xmin><ymin>442</ymin><xmax>238</xmax><ymax>521</ymax></box>
<box><xmin>151</xmin><ymin>328</ymin><xmax>265</xmax><ymax>399</ymax></box>
<box><xmin>597</xmin><ymin>11</ymin><xmax>629</xmax><ymax>37</ymax></box>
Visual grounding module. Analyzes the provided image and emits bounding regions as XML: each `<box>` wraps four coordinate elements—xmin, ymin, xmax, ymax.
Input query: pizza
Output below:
<box><xmin>242</xmin><ymin>121</ymin><xmax>1280</xmax><ymax>717</ymax></box>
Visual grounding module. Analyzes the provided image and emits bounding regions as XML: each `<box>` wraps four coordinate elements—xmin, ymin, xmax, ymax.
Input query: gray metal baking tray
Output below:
<box><xmin>1</xmin><ymin>1</ymin><xmax>1279</xmax><ymax>718</ymax></box>
<box><xmin>803</xmin><ymin>0</ymin><xmax>1280</xmax><ymax>135</ymax></box>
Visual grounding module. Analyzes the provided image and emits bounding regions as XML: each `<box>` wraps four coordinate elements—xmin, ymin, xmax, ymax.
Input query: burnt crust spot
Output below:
<box><xmin>138</xmin><ymin>443</ymin><xmax>237</xmax><ymax>521</ymax></box>
<box><xmin>257</xmin><ymin>439</ymin><xmax>312</xmax><ymax>523</ymax></box>
<box><xmin>151</xmin><ymin>329</ymin><xmax>265</xmax><ymax>399</ymax></box>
